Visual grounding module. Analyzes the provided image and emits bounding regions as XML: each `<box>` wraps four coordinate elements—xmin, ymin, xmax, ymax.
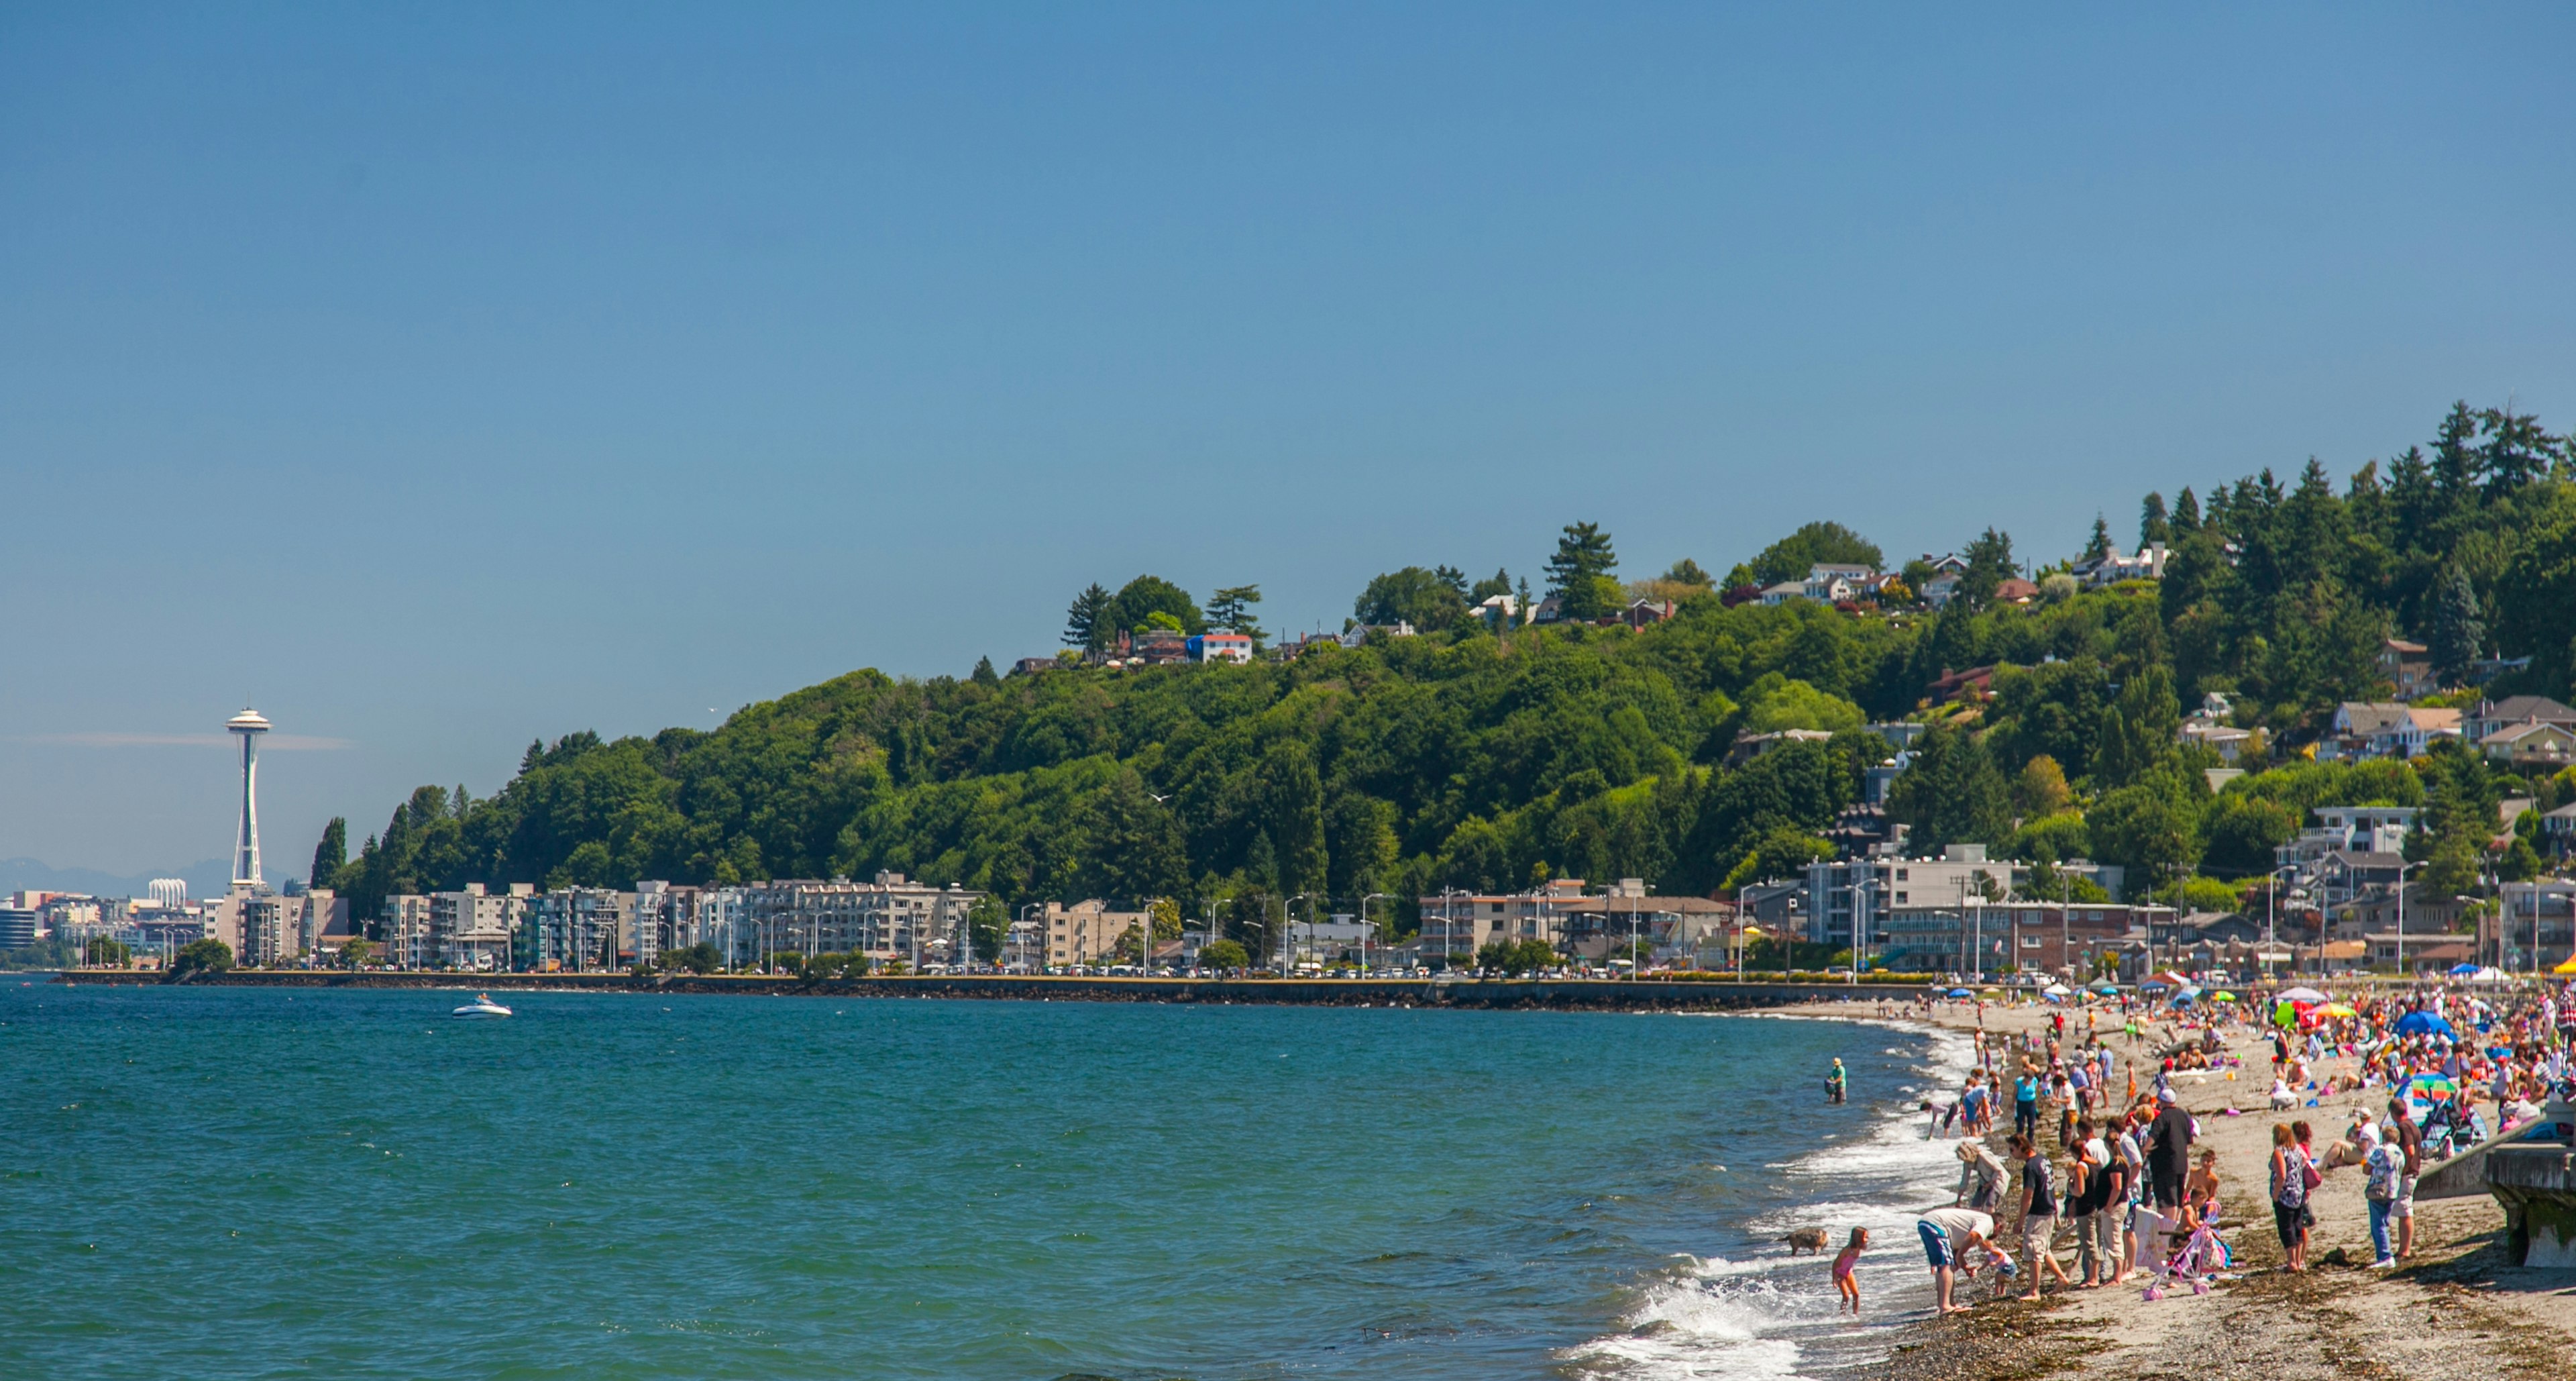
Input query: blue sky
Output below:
<box><xmin>6</xmin><ymin>3</ymin><xmax>2575</xmax><ymax>879</ymax></box>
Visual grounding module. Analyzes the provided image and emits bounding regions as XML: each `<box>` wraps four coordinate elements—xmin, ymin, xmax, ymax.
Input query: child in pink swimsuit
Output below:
<box><xmin>1833</xmin><ymin>1227</ymin><xmax>1869</xmax><ymax>1315</ymax></box>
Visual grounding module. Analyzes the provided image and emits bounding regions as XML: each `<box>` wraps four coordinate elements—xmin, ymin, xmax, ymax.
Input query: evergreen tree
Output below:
<box><xmin>971</xmin><ymin>656</ymin><xmax>999</xmax><ymax>686</ymax></box>
<box><xmin>2171</xmin><ymin>487</ymin><xmax>2200</xmax><ymax>533</ymax></box>
<box><xmin>1263</xmin><ymin>741</ymin><xmax>1328</xmax><ymax>898</ymax></box>
<box><xmin>1957</xmin><ymin>528</ymin><xmax>2018</xmax><ymax>608</ymax></box>
<box><xmin>2084</xmin><ymin>515</ymin><xmax>2115</xmax><ymax>563</ymax></box>
<box><xmin>2432</xmin><ymin>401</ymin><xmax>2481</xmax><ymax>508</ymax></box>
<box><xmin>1065</xmin><ymin>583</ymin><xmax>1116</xmax><ymax>652</ymax></box>
<box><xmin>2427</xmin><ymin>566</ymin><xmax>2485</xmax><ymax>684</ymax></box>
<box><xmin>2093</xmin><ymin>662</ymin><xmax>2180</xmax><ymax>787</ymax></box>
<box><xmin>1468</xmin><ymin>568</ymin><xmax>1513</xmax><ymax>601</ymax></box>
<box><xmin>1204</xmin><ymin>585</ymin><xmax>1265</xmax><ymax>640</ymax></box>
<box><xmin>2140</xmin><ymin>493</ymin><xmax>2171</xmax><ymax>546</ymax></box>
<box><xmin>1546</xmin><ymin>522</ymin><xmax>1620</xmax><ymax>621</ymax></box>
<box><xmin>2480</xmin><ymin>405</ymin><xmax>2563</xmax><ymax>497</ymax></box>
<box><xmin>310</xmin><ymin>817</ymin><xmax>346</xmax><ymax>890</ymax></box>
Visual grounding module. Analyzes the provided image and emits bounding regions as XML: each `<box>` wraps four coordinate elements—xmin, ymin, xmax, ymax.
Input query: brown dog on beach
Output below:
<box><xmin>1781</xmin><ymin>1228</ymin><xmax>1829</xmax><ymax>1255</ymax></box>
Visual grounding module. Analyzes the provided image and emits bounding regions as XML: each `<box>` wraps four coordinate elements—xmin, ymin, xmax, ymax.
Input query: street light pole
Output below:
<box><xmin>2395</xmin><ymin>860</ymin><xmax>2426</xmax><ymax>978</ymax></box>
<box><xmin>1360</xmin><ymin>892</ymin><xmax>1387</xmax><ymax>977</ymax></box>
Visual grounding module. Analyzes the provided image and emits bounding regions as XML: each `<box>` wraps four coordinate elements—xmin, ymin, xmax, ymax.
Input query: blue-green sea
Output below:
<box><xmin>0</xmin><ymin>982</ymin><xmax>1972</xmax><ymax>1380</ymax></box>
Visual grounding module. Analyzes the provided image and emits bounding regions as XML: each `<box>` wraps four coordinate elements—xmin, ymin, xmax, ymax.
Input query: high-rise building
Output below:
<box><xmin>227</xmin><ymin>707</ymin><xmax>270</xmax><ymax>886</ymax></box>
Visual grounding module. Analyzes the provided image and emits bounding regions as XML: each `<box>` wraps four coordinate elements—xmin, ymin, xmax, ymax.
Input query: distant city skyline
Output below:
<box><xmin>9</xmin><ymin>5</ymin><xmax>2576</xmax><ymax>875</ymax></box>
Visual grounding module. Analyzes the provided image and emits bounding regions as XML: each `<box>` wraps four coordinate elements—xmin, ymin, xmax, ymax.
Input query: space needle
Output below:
<box><xmin>228</xmin><ymin>707</ymin><xmax>270</xmax><ymax>887</ymax></box>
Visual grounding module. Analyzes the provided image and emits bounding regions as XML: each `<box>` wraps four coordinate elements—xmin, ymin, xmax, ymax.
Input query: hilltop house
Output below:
<box><xmin>2467</xmin><ymin>695</ymin><xmax>2576</xmax><ymax>750</ymax></box>
<box><xmin>2379</xmin><ymin>639</ymin><xmax>2436</xmax><ymax>701</ymax></box>
<box><xmin>2069</xmin><ymin>542</ymin><xmax>2170</xmax><ymax>589</ymax></box>
<box><xmin>2315</xmin><ymin>702</ymin><xmax>2460</xmax><ymax>761</ymax></box>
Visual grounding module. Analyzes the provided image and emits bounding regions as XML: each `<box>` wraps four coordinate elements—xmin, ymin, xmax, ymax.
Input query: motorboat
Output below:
<box><xmin>451</xmin><ymin>993</ymin><xmax>513</xmax><ymax>1019</ymax></box>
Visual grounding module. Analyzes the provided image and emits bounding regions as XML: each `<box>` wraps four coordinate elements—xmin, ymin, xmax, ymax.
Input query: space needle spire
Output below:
<box><xmin>227</xmin><ymin>707</ymin><xmax>271</xmax><ymax>886</ymax></box>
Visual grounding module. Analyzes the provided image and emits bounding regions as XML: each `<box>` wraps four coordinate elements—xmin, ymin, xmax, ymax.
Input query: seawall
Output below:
<box><xmin>47</xmin><ymin>968</ymin><xmax>1928</xmax><ymax>1010</ymax></box>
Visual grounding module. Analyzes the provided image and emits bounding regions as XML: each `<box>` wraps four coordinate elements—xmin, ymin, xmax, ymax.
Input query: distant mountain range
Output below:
<box><xmin>0</xmin><ymin>858</ymin><xmax>239</xmax><ymax>902</ymax></box>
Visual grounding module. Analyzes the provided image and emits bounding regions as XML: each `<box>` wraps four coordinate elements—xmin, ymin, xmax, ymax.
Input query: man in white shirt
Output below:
<box><xmin>1916</xmin><ymin>1207</ymin><xmax>2010</xmax><ymax>1314</ymax></box>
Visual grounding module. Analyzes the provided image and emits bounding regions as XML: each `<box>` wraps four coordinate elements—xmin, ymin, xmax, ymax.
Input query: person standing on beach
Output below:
<box><xmin>2268</xmin><ymin>1122</ymin><xmax>2313</xmax><ymax>1273</ymax></box>
<box><xmin>2092</xmin><ymin>1121</ymin><xmax>2133</xmax><ymax>1286</ymax></box>
<box><xmin>2386</xmin><ymin>1096</ymin><xmax>2423</xmax><ymax>1260</ymax></box>
<box><xmin>2008</xmin><ymin>1133</ymin><xmax>2070</xmax><ymax>1300</ymax></box>
<box><xmin>1915</xmin><ymin>1207</ymin><xmax>2008</xmax><ymax>1315</ymax></box>
<box><xmin>2147</xmin><ymin>1088</ymin><xmax>2192</xmax><ymax>1209</ymax></box>
<box><xmin>2114</xmin><ymin>1104</ymin><xmax>2146</xmax><ymax>1230</ymax></box>
<box><xmin>2013</xmin><ymin>1066</ymin><xmax>2041</xmax><ymax>1140</ymax></box>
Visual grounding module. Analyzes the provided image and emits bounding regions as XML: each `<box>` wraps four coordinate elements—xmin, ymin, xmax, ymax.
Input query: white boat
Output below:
<box><xmin>451</xmin><ymin>993</ymin><xmax>513</xmax><ymax>1019</ymax></box>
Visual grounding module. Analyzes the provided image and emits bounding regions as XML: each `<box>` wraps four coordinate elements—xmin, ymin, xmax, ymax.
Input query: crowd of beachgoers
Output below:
<box><xmin>1818</xmin><ymin>979</ymin><xmax>2576</xmax><ymax>1339</ymax></box>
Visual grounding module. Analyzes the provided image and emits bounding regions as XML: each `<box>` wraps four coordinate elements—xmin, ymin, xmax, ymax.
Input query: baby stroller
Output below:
<box><xmin>2138</xmin><ymin>1205</ymin><xmax>2229</xmax><ymax>1300</ymax></box>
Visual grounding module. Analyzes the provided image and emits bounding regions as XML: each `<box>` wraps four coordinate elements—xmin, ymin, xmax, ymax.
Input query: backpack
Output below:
<box><xmin>2365</xmin><ymin>1143</ymin><xmax>2400</xmax><ymax>1203</ymax></box>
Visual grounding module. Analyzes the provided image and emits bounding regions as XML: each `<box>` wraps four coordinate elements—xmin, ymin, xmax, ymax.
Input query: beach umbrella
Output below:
<box><xmin>2402</xmin><ymin>1072</ymin><xmax>2459</xmax><ymax>1102</ymax></box>
<box><xmin>2212</xmin><ymin>991</ymin><xmax>2239</xmax><ymax>1002</ymax></box>
<box><xmin>1947</xmin><ymin>988</ymin><xmax>1973</xmax><ymax>997</ymax></box>
<box><xmin>2467</xmin><ymin>966</ymin><xmax>2510</xmax><ymax>984</ymax></box>
<box><xmin>2392</xmin><ymin>1011</ymin><xmax>2456</xmax><ymax>1038</ymax></box>
<box><xmin>2042</xmin><ymin>982</ymin><xmax>2072</xmax><ymax>996</ymax></box>
<box><xmin>2091</xmin><ymin>981</ymin><xmax>2119</xmax><ymax>994</ymax></box>
<box><xmin>2555</xmin><ymin>954</ymin><xmax>2576</xmax><ymax>976</ymax></box>
<box><xmin>2320</xmin><ymin>1003</ymin><xmax>2357</xmax><ymax>1017</ymax></box>
<box><xmin>2449</xmin><ymin>962</ymin><xmax>2481</xmax><ymax>977</ymax></box>
<box><xmin>2276</xmin><ymin>986</ymin><xmax>2328</xmax><ymax>1003</ymax></box>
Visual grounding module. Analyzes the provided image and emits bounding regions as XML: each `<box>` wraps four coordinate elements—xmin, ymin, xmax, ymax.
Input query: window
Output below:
<box><xmin>1894</xmin><ymin>892</ymin><xmax>1909</xmax><ymax>905</ymax></box>
<box><xmin>1895</xmin><ymin>868</ymin><xmax>1910</xmax><ymax>881</ymax></box>
<box><xmin>2022</xmin><ymin>935</ymin><xmax>2042</xmax><ymax>948</ymax></box>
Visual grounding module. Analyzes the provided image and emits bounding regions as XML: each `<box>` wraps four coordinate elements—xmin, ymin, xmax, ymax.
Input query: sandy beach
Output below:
<box><xmin>1779</xmin><ymin>996</ymin><xmax>2576</xmax><ymax>1381</ymax></box>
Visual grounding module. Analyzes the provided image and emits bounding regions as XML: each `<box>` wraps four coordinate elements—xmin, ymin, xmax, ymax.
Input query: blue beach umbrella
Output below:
<box><xmin>2392</xmin><ymin>1011</ymin><xmax>2456</xmax><ymax>1038</ymax></box>
<box><xmin>1947</xmin><ymin>988</ymin><xmax>1974</xmax><ymax>998</ymax></box>
<box><xmin>2449</xmin><ymin>962</ymin><xmax>2481</xmax><ymax>977</ymax></box>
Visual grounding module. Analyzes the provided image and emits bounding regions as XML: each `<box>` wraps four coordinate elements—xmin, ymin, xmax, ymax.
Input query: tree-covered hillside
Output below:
<box><xmin>323</xmin><ymin>402</ymin><xmax>2576</xmax><ymax>932</ymax></box>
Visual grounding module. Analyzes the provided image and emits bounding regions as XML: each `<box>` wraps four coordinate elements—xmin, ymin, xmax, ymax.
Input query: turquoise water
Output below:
<box><xmin>0</xmin><ymin>983</ymin><xmax>1968</xmax><ymax>1380</ymax></box>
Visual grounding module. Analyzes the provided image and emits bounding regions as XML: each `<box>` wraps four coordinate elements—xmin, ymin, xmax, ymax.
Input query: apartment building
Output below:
<box><xmin>1413</xmin><ymin>880</ymin><xmax>1588</xmax><ymax>965</ymax></box>
<box><xmin>1803</xmin><ymin>845</ymin><xmax>2017</xmax><ymax>948</ymax></box>
<box><xmin>430</xmin><ymin>883</ymin><xmax>530</xmax><ymax>972</ymax></box>
<box><xmin>1038</xmin><ymin>899</ymin><xmax>1146</xmax><ymax>968</ymax></box>
<box><xmin>383</xmin><ymin>894</ymin><xmax>435</xmax><ymax>970</ymax></box>
<box><xmin>521</xmin><ymin>887</ymin><xmax>633</xmax><ymax>972</ymax></box>
<box><xmin>742</xmin><ymin>873</ymin><xmax>983</xmax><ymax>965</ymax></box>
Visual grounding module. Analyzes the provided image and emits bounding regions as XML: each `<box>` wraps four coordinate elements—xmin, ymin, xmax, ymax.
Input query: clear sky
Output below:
<box><xmin>6</xmin><ymin>3</ymin><xmax>2575</xmax><ymax>881</ymax></box>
